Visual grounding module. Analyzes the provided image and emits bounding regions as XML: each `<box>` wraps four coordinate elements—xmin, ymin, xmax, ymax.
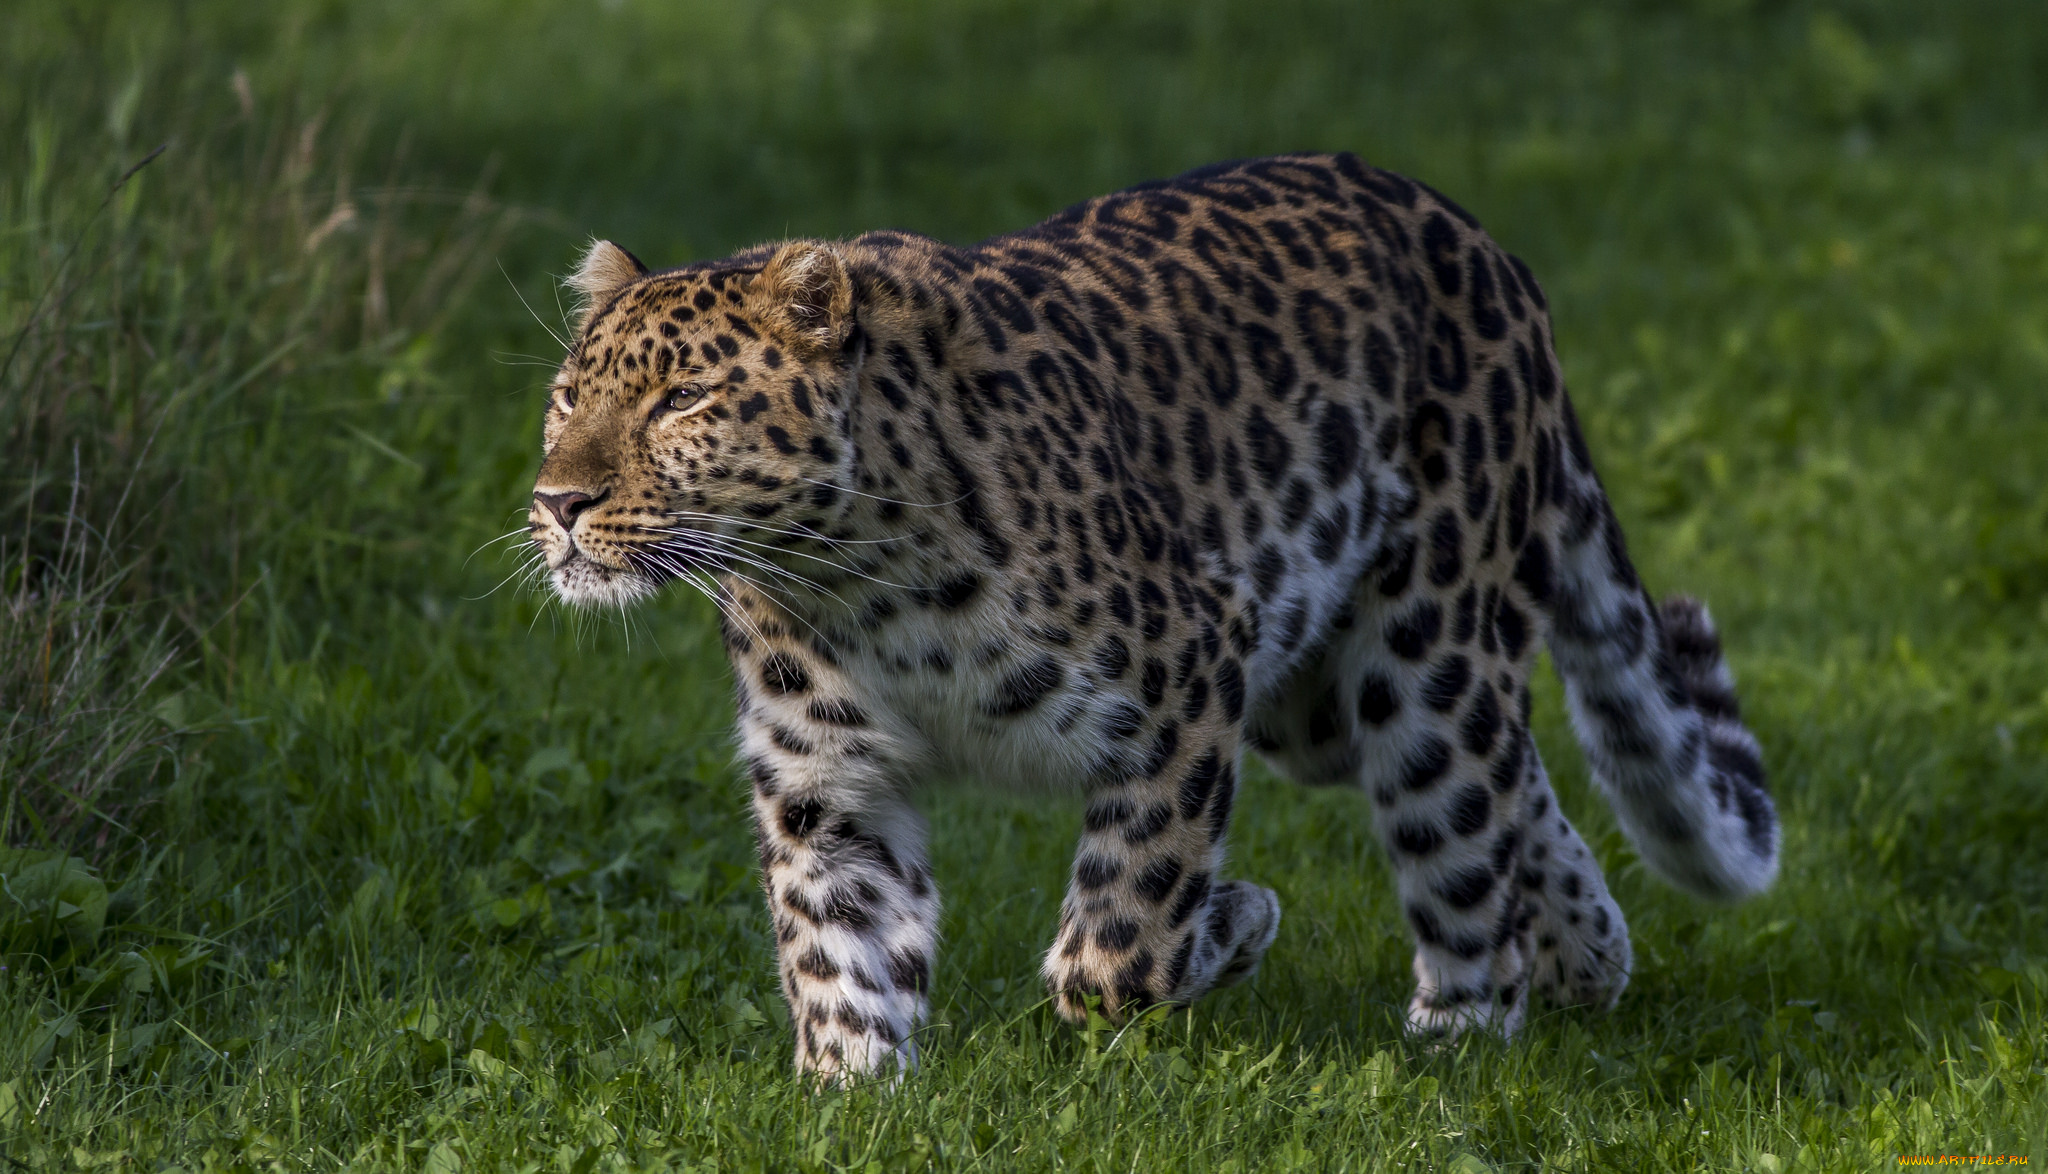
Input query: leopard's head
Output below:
<box><xmin>530</xmin><ymin>239</ymin><xmax>861</xmax><ymax>607</ymax></box>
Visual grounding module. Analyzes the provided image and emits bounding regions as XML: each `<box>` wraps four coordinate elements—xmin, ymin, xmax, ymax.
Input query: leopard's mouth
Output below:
<box><xmin>546</xmin><ymin>547</ymin><xmax>658</xmax><ymax>608</ymax></box>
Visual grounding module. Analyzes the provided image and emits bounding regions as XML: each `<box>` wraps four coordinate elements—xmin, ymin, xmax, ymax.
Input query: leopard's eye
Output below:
<box><xmin>552</xmin><ymin>384</ymin><xmax>577</xmax><ymax>412</ymax></box>
<box><xmin>660</xmin><ymin>378</ymin><xmax>718</xmax><ymax>418</ymax></box>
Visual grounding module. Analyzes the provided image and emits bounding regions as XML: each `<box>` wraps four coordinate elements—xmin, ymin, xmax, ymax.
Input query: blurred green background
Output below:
<box><xmin>2</xmin><ymin>1</ymin><xmax>2044</xmax><ymax>1169</ymax></box>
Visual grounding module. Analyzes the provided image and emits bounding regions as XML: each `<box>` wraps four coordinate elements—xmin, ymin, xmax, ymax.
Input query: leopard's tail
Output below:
<box><xmin>1539</xmin><ymin>498</ymin><xmax>1779</xmax><ymax>901</ymax></box>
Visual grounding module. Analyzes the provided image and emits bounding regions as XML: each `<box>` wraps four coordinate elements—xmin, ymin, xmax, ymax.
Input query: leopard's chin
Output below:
<box><xmin>548</xmin><ymin>551</ymin><xmax>658</xmax><ymax>608</ymax></box>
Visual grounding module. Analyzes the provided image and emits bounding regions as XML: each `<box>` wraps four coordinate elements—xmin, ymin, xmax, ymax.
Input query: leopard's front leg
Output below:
<box><xmin>730</xmin><ymin>615</ymin><xmax>935</xmax><ymax>1079</ymax></box>
<box><xmin>1043</xmin><ymin>720</ymin><xmax>1280</xmax><ymax>1021</ymax></box>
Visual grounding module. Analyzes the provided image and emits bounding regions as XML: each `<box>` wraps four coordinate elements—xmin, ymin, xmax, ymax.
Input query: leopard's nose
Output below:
<box><xmin>535</xmin><ymin>488</ymin><xmax>604</xmax><ymax>532</ymax></box>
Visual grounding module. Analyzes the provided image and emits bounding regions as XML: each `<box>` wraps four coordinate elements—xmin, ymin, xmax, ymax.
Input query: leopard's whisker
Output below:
<box><xmin>638</xmin><ymin>546</ymin><xmax>714</xmax><ymax>610</ymax></box>
<box><xmin>663</xmin><ymin>509</ymin><xmax>918</xmax><ymax>548</ymax></box>
<box><xmin>796</xmin><ymin>477</ymin><xmax>969</xmax><ymax>510</ymax></box>
<box><xmin>502</xmin><ymin>260</ymin><xmax>568</xmax><ymax>352</ymax></box>
<box><xmin>464</xmin><ymin>526</ymin><xmax>545</xmax><ymax>579</ymax></box>
<box><xmin>651</xmin><ymin>527</ymin><xmax>869</xmax><ymax>587</ymax></box>
<box><xmin>491</xmin><ymin>350</ymin><xmax>574</xmax><ymax>369</ymax></box>
<box><xmin>662</xmin><ymin>523</ymin><xmax>903</xmax><ymax>572</ymax></box>
<box><xmin>642</xmin><ymin>537</ymin><xmax>812</xmax><ymax>605</ymax></box>
<box><xmin>687</xmin><ymin>563</ymin><xmax>778</xmax><ymax>653</ymax></box>
<box><xmin>657</xmin><ymin>533</ymin><xmax>857</xmax><ymax>606</ymax></box>
<box><xmin>497</xmin><ymin>545</ymin><xmax>555</xmax><ymax>597</ymax></box>
<box><xmin>666</xmin><ymin>548</ymin><xmax>847</xmax><ymax>651</ymax></box>
<box><xmin>521</xmin><ymin>563</ymin><xmax>563</xmax><ymax>635</ymax></box>
<box><xmin>650</xmin><ymin>525</ymin><xmax>923</xmax><ymax>594</ymax></box>
<box><xmin>718</xmin><ymin>570</ymin><xmax>842</xmax><ymax>654</ymax></box>
<box><xmin>631</xmin><ymin>546</ymin><xmax>772</xmax><ymax>639</ymax></box>
<box><xmin>645</xmin><ymin>528</ymin><xmax>837</xmax><ymax>589</ymax></box>
<box><xmin>641</xmin><ymin>540</ymin><xmax>841</xmax><ymax>652</ymax></box>
<box><xmin>469</xmin><ymin>552</ymin><xmax>547</xmax><ymax>601</ymax></box>
<box><xmin>655</xmin><ymin>514</ymin><xmax>934</xmax><ymax>594</ymax></box>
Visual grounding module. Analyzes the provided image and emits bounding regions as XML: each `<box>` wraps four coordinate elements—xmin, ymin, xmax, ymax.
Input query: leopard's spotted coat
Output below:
<box><xmin>528</xmin><ymin>154</ymin><xmax>1778</xmax><ymax>1078</ymax></box>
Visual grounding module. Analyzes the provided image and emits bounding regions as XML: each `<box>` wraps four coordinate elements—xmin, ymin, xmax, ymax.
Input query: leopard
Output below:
<box><xmin>526</xmin><ymin>152</ymin><xmax>1779</xmax><ymax>1080</ymax></box>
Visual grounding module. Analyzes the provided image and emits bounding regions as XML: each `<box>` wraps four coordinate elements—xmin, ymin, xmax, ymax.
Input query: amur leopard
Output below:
<box><xmin>527</xmin><ymin>153</ymin><xmax>1778</xmax><ymax>1079</ymax></box>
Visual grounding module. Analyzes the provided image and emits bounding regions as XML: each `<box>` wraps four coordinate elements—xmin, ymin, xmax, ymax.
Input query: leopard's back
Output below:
<box><xmin>801</xmin><ymin>156</ymin><xmax>1555</xmax><ymax>773</ymax></box>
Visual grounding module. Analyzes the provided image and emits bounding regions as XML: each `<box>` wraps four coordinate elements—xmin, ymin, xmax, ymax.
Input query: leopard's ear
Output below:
<box><xmin>755</xmin><ymin>241</ymin><xmax>853</xmax><ymax>358</ymax></box>
<box><xmin>566</xmin><ymin>239</ymin><xmax>648</xmax><ymax>332</ymax></box>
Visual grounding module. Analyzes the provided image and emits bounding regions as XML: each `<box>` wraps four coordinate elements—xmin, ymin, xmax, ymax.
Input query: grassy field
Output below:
<box><xmin>3</xmin><ymin>1</ymin><xmax>2045</xmax><ymax>1169</ymax></box>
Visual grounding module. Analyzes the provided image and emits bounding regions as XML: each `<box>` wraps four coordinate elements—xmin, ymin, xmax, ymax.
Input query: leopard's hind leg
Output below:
<box><xmin>1253</xmin><ymin>580</ymin><xmax>1624</xmax><ymax>1036</ymax></box>
<box><xmin>1499</xmin><ymin>729</ymin><xmax>1632</xmax><ymax>1010</ymax></box>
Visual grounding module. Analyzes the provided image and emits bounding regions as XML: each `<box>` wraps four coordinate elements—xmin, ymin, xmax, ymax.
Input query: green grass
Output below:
<box><xmin>2</xmin><ymin>1</ymin><xmax>2046</xmax><ymax>1169</ymax></box>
